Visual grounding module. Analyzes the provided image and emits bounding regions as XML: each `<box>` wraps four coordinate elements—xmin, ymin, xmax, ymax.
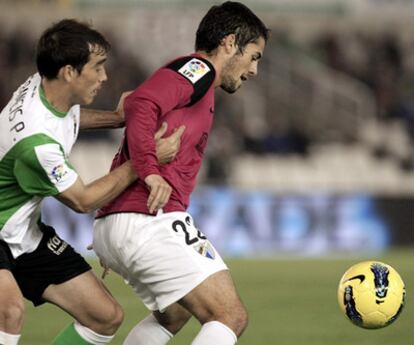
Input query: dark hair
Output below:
<box><xmin>195</xmin><ymin>1</ymin><xmax>269</xmax><ymax>54</ymax></box>
<box><xmin>36</xmin><ymin>19</ymin><xmax>110</xmax><ymax>79</ymax></box>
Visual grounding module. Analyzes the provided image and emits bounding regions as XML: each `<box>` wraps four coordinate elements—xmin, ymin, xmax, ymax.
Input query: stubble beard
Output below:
<box><xmin>220</xmin><ymin>78</ymin><xmax>239</xmax><ymax>94</ymax></box>
<box><xmin>220</xmin><ymin>55</ymin><xmax>241</xmax><ymax>94</ymax></box>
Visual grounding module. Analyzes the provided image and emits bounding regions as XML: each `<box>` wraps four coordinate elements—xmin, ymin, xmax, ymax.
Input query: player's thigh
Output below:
<box><xmin>153</xmin><ymin>302</ymin><xmax>192</xmax><ymax>334</ymax></box>
<box><xmin>178</xmin><ymin>270</ymin><xmax>247</xmax><ymax>327</ymax></box>
<box><xmin>0</xmin><ymin>269</ymin><xmax>24</xmax><ymax>305</ymax></box>
<box><xmin>42</xmin><ymin>270</ymin><xmax>123</xmax><ymax>330</ymax></box>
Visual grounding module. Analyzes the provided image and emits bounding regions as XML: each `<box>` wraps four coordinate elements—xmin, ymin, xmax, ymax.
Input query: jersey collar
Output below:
<box><xmin>39</xmin><ymin>85</ymin><xmax>67</xmax><ymax>118</ymax></box>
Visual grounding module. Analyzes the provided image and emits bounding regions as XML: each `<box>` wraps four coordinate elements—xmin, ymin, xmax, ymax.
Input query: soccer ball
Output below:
<box><xmin>337</xmin><ymin>261</ymin><xmax>405</xmax><ymax>329</ymax></box>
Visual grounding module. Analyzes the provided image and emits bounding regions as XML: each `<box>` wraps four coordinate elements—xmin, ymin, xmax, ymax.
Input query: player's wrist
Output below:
<box><xmin>140</xmin><ymin>167</ymin><xmax>161</xmax><ymax>181</ymax></box>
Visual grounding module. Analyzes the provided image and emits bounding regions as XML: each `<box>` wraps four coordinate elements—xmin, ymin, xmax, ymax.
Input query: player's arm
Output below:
<box><xmin>79</xmin><ymin>108</ymin><xmax>124</xmax><ymax>129</ymax></box>
<box><xmin>125</xmin><ymin>94</ymin><xmax>173</xmax><ymax>214</ymax></box>
<box><xmin>79</xmin><ymin>91</ymin><xmax>131</xmax><ymax>129</ymax></box>
<box><xmin>141</xmin><ymin>122</ymin><xmax>185</xmax><ymax>213</ymax></box>
<box><xmin>124</xmin><ymin>68</ymin><xmax>193</xmax><ymax>213</ymax></box>
<box><xmin>14</xmin><ymin>139</ymin><xmax>136</xmax><ymax>214</ymax></box>
<box><xmin>56</xmin><ymin>161</ymin><xmax>136</xmax><ymax>213</ymax></box>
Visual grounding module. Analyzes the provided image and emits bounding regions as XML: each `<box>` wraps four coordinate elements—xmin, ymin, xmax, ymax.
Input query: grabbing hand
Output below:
<box><xmin>144</xmin><ymin>174</ymin><xmax>172</xmax><ymax>214</ymax></box>
<box><xmin>115</xmin><ymin>91</ymin><xmax>133</xmax><ymax>121</ymax></box>
<box><xmin>154</xmin><ymin>122</ymin><xmax>185</xmax><ymax>165</ymax></box>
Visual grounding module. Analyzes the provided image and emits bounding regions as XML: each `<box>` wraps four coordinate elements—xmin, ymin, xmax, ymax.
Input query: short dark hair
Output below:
<box><xmin>36</xmin><ymin>19</ymin><xmax>110</xmax><ymax>79</ymax></box>
<box><xmin>195</xmin><ymin>1</ymin><xmax>269</xmax><ymax>54</ymax></box>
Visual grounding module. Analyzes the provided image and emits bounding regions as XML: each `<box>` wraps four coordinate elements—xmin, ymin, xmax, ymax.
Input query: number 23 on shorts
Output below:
<box><xmin>170</xmin><ymin>216</ymin><xmax>216</xmax><ymax>260</ymax></box>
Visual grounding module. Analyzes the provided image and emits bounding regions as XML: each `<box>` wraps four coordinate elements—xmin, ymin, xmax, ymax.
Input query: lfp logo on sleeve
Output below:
<box><xmin>178</xmin><ymin>58</ymin><xmax>210</xmax><ymax>84</ymax></box>
<box><xmin>51</xmin><ymin>163</ymin><xmax>68</xmax><ymax>183</ymax></box>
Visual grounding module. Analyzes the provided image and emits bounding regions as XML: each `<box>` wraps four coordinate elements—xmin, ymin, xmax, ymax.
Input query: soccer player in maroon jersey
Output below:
<box><xmin>93</xmin><ymin>2</ymin><xmax>269</xmax><ymax>344</ymax></box>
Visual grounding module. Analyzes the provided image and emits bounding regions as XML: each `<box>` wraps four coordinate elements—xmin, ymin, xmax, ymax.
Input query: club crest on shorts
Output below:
<box><xmin>195</xmin><ymin>240</ymin><xmax>216</xmax><ymax>260</ymax></box>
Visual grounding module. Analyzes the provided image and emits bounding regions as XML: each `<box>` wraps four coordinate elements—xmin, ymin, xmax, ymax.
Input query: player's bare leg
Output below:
<box><xmin>0</xmin><ymin>270</ymin><xmax>24</xmax><ymax>344</ymax></box>
<box><xmin>179</xmin><ymin>270</ymin><xmax>248</xmax><ymax>345</ymax></box>
<box><xmin>153</xmin><ymin>303</ymin><xmax>192</xmax><ymax>334</ymax></box>
<box><xmin>123</xmin><ymin>303</ymin><xmax>191</xmax><ymax>345</ymax></box>
<box><xmin>42</xmin><ymin>270</ymin><xmax>123</xmax><ymax>344</ymax></box>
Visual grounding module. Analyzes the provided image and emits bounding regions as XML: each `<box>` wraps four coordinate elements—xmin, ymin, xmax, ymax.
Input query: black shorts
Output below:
<box><xmin>0</xmin><ymin>223</ymin><xmax>91</xmax><ymax>306</ymax></box>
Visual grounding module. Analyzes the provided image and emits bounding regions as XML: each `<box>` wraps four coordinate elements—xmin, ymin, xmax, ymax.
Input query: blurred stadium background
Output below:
<box><xmin>1</xmin><ymin>0</ymin><xmax>413</xmax><ymax>344</ymax></box>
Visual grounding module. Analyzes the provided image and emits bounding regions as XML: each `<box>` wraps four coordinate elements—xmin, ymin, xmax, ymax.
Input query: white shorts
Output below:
<box><xmin>93</xmin><ymin>212</ymin><xmax>228</xmax><ymax>312</ymax></box>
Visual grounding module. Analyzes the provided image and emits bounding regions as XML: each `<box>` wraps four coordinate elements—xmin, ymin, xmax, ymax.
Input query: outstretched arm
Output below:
<box><xmin>79</xmin><ymin>91</ymin><xmax>132</xmax><ymax>129</ymax></box>
<box><xmin>79</xmin><ymin>109</ymin><xmax>124</xmax><ymax>129</ymax></box>
<box><xmin>56</xmin><ymin>161</ymin><xmax>137</xmax><ymax>213</ymax></box>
<box><xmin>14</xmin><ymin>140</ymin><xmax>136</xmax><ymax>214</ymax></box>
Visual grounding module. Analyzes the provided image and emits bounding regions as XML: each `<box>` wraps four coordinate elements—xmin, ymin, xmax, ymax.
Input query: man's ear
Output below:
<box><xmin>221</xmin><ymin>34</ymin><xmax>237</xmax><ymax>54</ymax></box>
<box><xmin>59</xmin><ymin>65</ymin><xmax>78</xmax><ymax>83</ymax></box>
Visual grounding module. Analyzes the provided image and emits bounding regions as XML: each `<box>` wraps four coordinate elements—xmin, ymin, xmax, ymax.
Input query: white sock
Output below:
<box><xmin>74</xmin><ymin>322</ymin><xmax>114</xmax><ymax>345</ymax></box>
<box><xmin>123</xmin><ymin>314</ymin><xmax>173</xmax><ymax>345</ymax></box>
<box><xmin>191</xmin><ymin>321</ymin><xmax>237</xmax><ymax>345</ymax></box>
<box><xmin>0</xmin><ymin>331</ymin><xmax>20</xmax><ymax>345</ymax></box>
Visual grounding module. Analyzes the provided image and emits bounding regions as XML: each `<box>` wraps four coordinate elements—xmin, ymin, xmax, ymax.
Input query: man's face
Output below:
<box><xmin>220</xmin><ymin>36</ymin><xmax>265</xmax><ymax>94</ymax></box>
<box><xmin>71</xmin><ymin>47</ymin><xmax>107</xmax><ymax>105</ymax></box>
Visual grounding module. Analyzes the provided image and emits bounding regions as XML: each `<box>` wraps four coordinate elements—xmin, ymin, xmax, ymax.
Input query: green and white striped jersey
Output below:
<box><xmin>0</xmin><ymin>73</ymin><xmax>79</xmax><ymax>258</ymax></box>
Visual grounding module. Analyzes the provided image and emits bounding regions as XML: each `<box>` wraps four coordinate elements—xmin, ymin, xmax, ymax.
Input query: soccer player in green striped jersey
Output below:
<box><xmin>0</xmin><ymin>19</ymin><xmax>182</xmax><ymax>345</ymax></box>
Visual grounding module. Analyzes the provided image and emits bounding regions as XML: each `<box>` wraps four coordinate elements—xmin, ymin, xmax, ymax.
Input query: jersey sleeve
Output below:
<box><xmin>124</xmin><ymin>65</ymin><xmax>195</xmax><ymax>180</ymax></box>
<box><xmin>124</xmin><ymin>56</ymin><xmax>215</xmax><ymax>181</ymax></box>
<box><xmin>14</xmin><ymin>140</ymin><xmax>78</xmax><ymax>196</ymax></box>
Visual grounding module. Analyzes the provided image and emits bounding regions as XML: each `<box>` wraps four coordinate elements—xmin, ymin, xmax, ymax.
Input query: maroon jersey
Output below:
<box><xmin>97</xmin><ymin>55</ymin><xmax>216</xmax><ymax>217</ymax></box>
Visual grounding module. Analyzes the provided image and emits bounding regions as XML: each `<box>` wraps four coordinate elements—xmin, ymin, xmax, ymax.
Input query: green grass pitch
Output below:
<box><xmin>21</xmin><ymin>249</ymin><xmax>413</xmax><ymax>345</ymax></box>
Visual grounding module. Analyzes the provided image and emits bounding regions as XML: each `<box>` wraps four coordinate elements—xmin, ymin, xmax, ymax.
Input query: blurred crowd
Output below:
<box><xmin>2</xmin><ymin>24</ymin><xmax>414</xmax><ymax>182</ymax></box>
<box><xmin>208</xmin><ymin>28</ymin><xmax>414</xmax><ymax>181</ymax></box>
<box><xmin>312</xmin><ymin>31</ymin><xmax>405</xmax><ymax>121</ymax></box>
<box><xmin>310</xmin><ymin>30</ymin><xmax>414</xmax><ymax>171</ymax></box>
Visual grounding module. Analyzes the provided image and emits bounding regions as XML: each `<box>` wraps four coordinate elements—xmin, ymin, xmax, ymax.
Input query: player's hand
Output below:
<box><xmin>115</xmin><ymin>91</ymin><xmax>133</xmax><ymax>121</ymax></box>
<box><xmin>144</xmin><ymin>174</ymin><xmax>172</xmax><ymax>214</ymax></box>
<box><xmin>155</xmin><ymin>122</ymin><xmax>186</xmax><ymax>165</ymax></box>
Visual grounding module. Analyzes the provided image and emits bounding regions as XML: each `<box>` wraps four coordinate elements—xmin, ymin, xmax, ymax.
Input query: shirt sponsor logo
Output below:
<box><xmin>47</xmin><ymin>235</ymin><xmax>68</xmax><ymax>255</ymax></box>
<box><xmin>178</xmin><ymin>58</ymin><xmax>210</xmax><ymax>84</ymax></box>
<box><xmin>51</xmin><ymin>164</ymin><xmax>68</xmax><ymax>183</ymax></box>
